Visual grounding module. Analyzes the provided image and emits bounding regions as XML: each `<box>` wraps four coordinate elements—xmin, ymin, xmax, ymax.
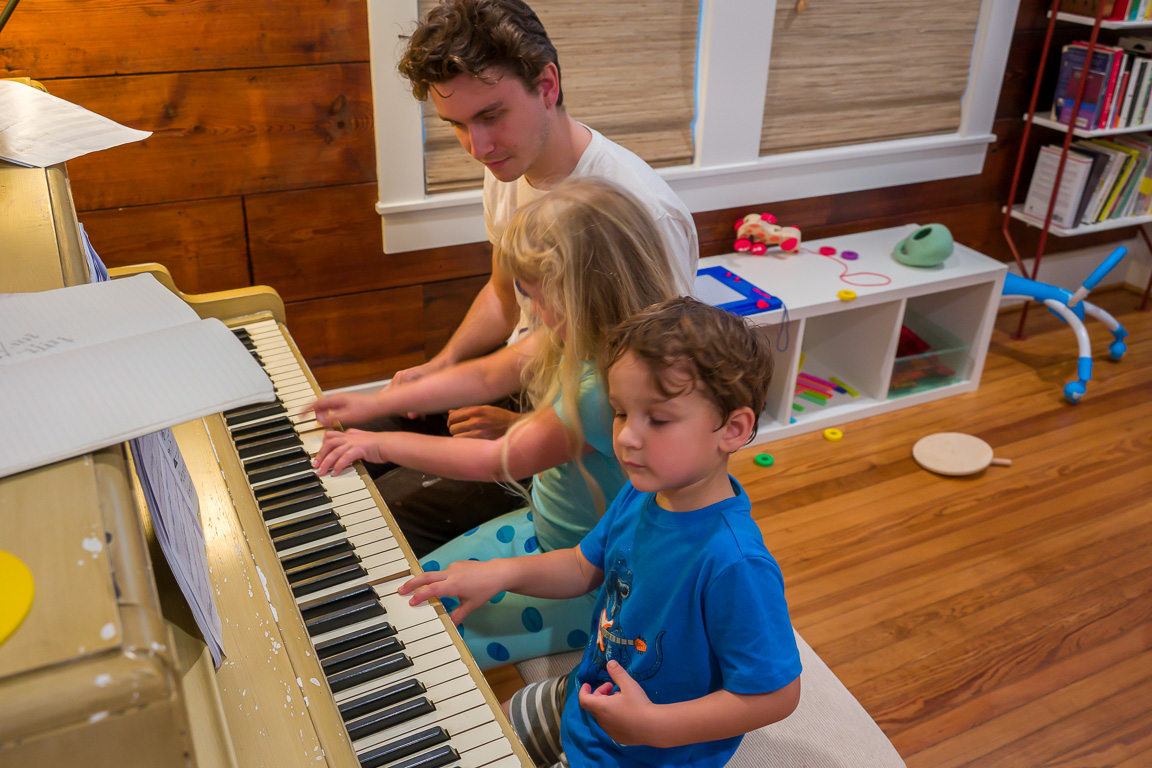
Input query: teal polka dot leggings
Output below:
<box><xmin>419</xmin><ymin>508</ymin><xmax>596</xmax><ymax>671</ymax></box>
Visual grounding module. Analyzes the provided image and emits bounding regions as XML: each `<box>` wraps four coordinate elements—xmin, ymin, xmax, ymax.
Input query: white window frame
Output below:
<box><xmin>366</xmin><ymin>0</ymin><xmax>1020</xmax><ymax>253</ymax></box>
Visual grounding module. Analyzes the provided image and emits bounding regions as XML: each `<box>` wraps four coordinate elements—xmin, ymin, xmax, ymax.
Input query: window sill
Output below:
<box><xmin>375</xmin><ymin>132</ymin><xmax>996</xmax><ymax>253</ymax></box>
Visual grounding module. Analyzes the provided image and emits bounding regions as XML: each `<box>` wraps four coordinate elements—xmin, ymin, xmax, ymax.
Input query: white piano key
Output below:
<box><xmin>240</xmin><ymin>319</ymin><xmax>279</xmax><ymax>333</ymax></box>
<box><xmin>355</xmin><ymin>535</ymin><xmax>401</xmax><ymax>560</ymax></box>
<box><xmin>449</xmin><ymin>721</ymin><xmax>506</xmax><ymax>753</ymax></box>
<box><xmin>455</xmin><ymin>731</ymin><xmax>516</xmax><ymax>768</ymax></box>
<box><xmin>473</xmin><ymin>757</ymin><xmax>523</xmax><ymax>768</ymax></box>
<box><xmin>361</xmin><ymin>549</ymin><xmax>408</xmax><ymax>574</ymax></box>
<box><xmin>320</xmin><ymin>470</ymin><xmax>369</xmax><ymax>498</ymax></box>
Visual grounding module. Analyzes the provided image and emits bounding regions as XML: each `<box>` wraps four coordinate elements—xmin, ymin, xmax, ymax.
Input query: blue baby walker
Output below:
<box><xmin>1001</xmin><ymin>246</ymin><xmax>1130</xmax><ymax>403</ymax></box>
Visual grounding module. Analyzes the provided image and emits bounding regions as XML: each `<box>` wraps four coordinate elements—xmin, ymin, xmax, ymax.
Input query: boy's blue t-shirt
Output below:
<box><xmin>564</xmin><ymin>479</ymin><xmax>802</xmax><ymax>768</ymax></box>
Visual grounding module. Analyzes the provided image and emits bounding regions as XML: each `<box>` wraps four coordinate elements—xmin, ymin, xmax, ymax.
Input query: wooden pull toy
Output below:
<box><xmin>912</xmin><ymin>432</ymin><xmax>1012</xmax><ymax>477</ymax></box>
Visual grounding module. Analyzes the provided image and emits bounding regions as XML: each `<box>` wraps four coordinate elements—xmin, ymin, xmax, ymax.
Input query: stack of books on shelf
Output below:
<box><xmin>1021</xmin><ymin>136</ymin><xmax>1152</xmax><ymax>229</ymax></box>
<box><xmin>1053</xmin><ymin>37</ymin><xmax>1152</xmax><ymax>130</ymax></box>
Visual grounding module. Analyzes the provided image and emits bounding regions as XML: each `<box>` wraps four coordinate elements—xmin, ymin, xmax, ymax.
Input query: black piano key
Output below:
<box><xmin>251</xmin><ymin>463</ymin><xmax>316</xmax><ymax>493</ymax></box>
<box><xmin>254</xmin><ymin>474</ymin><xmax>322</xmax><ymax>504</ymax></box>
<box><xmin>357</xmin><ymin>728</ymin><xmax>451</xmax><ymax>768</ymax></box>
<box><xmin>224</xmin><ymin>402</ymin><xmax>286</xmax><ymax>426</ymax></box>
<box><xmin>284</xmin><ymin>548</ymin><xmax>359</xmax><ymax>584</ymax></box>
<box><xmin>243</xmin><ymin>446</ymin><xmax>310</xmax><ymax>472</ymax></box>
<box><xmin>327</xmin><ymin>652</ymin><xmax>413</xmax><ymax>693</ymax></box>
<box><xmin>231</xmin><ymin>419</ymin><xmax>295</xmax><ymax>444</ymax></box>
<box><xmin>321</xmin><ymin>635</ymin><xmax>404</xmax><ymax>677</ymax></box>
<box><xmin>238</xmin><ymin>435</ymin><xmax>302</xmax><ymax>461</ymax></box>
<box><xmin>249</xmin><ymin>459</ymin><xmax>314</xmax><ymax>488</ymax></box>
<box><xmin>317</xmin><ymin>621</ymin><xmax>397</xmax><ymax>663</ymax></box>
<box><xmin>292</xmin><ymin>562</ymin><xmax>369</xmax><ymax>598</ymax></box>
<box><xmin>280</xmin><ymin>539</ymin><xmax>355</xmax><ymax>574</ymax></box>
<box><xmin>300</xmin><ymin>584</ymin><xmax>375</xmax><ymax>619</ymax></box>
<box><xmin>269</xmin><ymin>508</ymin><xmax>338</xmax><ymax>536</ymax></box>
<box><xmin>262</xmin><ymin>490</ymin><xmax>332</xmax><ymax>522</ymax></box>
<box><xmin>337</xmin><ymin>671</ymin><xmax>419</xmax><ymax>721</ymax></box>
<box><xmin>305</xmin><ymin>596</ymin><xmax>386</xmax><ymax>637</ymax></box>
<box><xmin>261</xmin><ymin>486</ymin><xmax>330</xmax><ymax>516</ymax></box>
<box><xmin>272</xmin><ymin>517</ymin><xmax>344</xmax><ymax>552</ymax></box>
<box><xmin>382</xmin><ymin>744</ymin><xmax>459</xmax><ymax>768</ymax></box>
<box><xmin>346</xmin><ymin>697</ymin><xmax>435</xmax><ymax>742</ymax></box>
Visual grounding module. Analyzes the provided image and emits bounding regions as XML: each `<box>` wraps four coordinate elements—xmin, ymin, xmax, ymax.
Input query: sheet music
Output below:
<box><xmin>130</xmin><ymin>429</ymin><xmax>225</xmax><ymax>667</ymax></box>
<box><xmin>0</xmin><ymin>80</ymin><xmax>151</xmax><ymax>168</ymax></box>
<box><xmin>0</xmin><ymin>274</ymin><xmax>275</xmax><ymax>479</ymax></box>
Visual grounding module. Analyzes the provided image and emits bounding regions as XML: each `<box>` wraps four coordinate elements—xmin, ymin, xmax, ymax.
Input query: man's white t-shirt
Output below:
<box><xmin>483</xmin><ymin>125</ymin><xmax>699</xmax><ymax>341</ymax></box>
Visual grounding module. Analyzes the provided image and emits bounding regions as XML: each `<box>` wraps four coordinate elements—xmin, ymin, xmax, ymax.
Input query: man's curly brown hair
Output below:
<box><xmin>398</xmin><ymin>0</ymin><xmax>563</xmax><ymax>106</ymax></box>
<box><xmin>601</xmin><ymin>297</ymin><xmax>774</xmax><ymax>442</ymax></box>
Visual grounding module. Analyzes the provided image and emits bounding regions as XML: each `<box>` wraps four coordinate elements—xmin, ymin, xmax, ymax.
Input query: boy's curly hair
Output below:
<box><xmin>398</xmin><ymin>0</ymin><xmax>563</xmax><ymax>106</ymax></box>
<box><xmin>602</xmin><ymin>298</ymin><xmax>774</xmax><ymax>442</ymax></box>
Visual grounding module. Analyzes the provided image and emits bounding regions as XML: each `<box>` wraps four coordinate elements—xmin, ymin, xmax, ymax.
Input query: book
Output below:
<box><xmin>1069</xmin><ymin>146</ymin><xmax>1112</xmax><ymax>224</ymax></box>
<box><xmin>1098</xmin><ymin>47</ymin><xmax>1125</xmax><ymax>128</ymax></box>
<box><xmin>1094</xmin><ymin>139</ymin><xmax>1141</xmax><ymax>218</ymax></box>
<box><xmin>1022</xmin><ymin>146</ymin><xmax>1095</xmax><ymax>228</ymax></box>
<box><xmin>1076</xmin><ymin>140</ymin><xmax>1129</xmax><ymax>221</ymax></box>
<box><xmin>1121</xmin><ymin>57</ymin><xmax>1148</xmax><ymax>126</ymax></box>
<box><xmin>1128</xmin><ymin>59</ymin><xmax>1147</xmax><ymax>124</ymax></box>
<box><xmin>1107</xmin><ymin>56</ymin><xmax>1131</xmax><ymax>128</ymax></box>
<box><xmin>1053</xmin><ymin>43</ymin><xmax>1120</xmax><ymax>129</ymax></box>
<box><xmin>1110</xmin><ymin>134</ymin><xmax>1152</xmax><ymax>215</ymax></box>
<box><xmin>0</xmin><ymin>274</ymin><xmax>276</xmax><ymax>479</ymax></box>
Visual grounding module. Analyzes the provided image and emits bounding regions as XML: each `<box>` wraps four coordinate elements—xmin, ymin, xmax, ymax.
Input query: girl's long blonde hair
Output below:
<box><xmin>495</xmin><ymin>177</ymin><xmax>678</xmax><ymax>512</ymax></box>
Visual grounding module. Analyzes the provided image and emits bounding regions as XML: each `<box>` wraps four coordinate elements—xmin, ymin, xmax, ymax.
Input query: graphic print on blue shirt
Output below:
<box><xmin>589</xmin><ymin>553</ymin><xmax>665</xmax><ymax>685</ymax></box>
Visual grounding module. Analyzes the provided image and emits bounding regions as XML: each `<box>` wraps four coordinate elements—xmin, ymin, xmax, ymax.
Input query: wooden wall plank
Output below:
<box><xmin>422</xmin><ymin>276</ymin><xmax>491</xmax><ymax>359</ymax></box>
<box><xmin>285</xmin><ymin>286</ymin><xmax>426</xmax><ymax>389</ymax></box>
<box><xmin>79</xmin><ymin>198</ymin><xmax>250</xmax><ymax>294</ymax></box>
<box><xmin>0</xmin><ymin>0</ymin><xmax>368</xmax><ymax>79</ymax></box>
<box><xmin>246</xmin><ymin>183</ymin><xmax>492</xmax><ymax>302</ymax></box>
<box><xmin>47</xmin><ymin>64</ymin><xmax>375</xmax><ymax>211</ymax></box>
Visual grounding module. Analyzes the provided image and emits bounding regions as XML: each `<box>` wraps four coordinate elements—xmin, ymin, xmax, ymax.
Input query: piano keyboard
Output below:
<box><xmin>222</xmin><ymin>319</ymin><xmax>524</xmax><ymax>768</ymax></box>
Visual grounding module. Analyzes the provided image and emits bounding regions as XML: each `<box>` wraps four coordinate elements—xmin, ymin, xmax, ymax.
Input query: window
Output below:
<box><xmin>367</xmin><ymin>0</ymin><xmax>1017</xmax><ymax>253</ymax></box>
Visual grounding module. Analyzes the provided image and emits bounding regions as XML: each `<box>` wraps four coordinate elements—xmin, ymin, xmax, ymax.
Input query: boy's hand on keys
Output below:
<box><xmin>578</xmin><ymin>660</ymin><xmax>656</xmax><ymax>746</ymax></box>
<box><xmin>400</xmin><ymin>559</ymin><xmax>510</xmax><ymax>626</ymax></box>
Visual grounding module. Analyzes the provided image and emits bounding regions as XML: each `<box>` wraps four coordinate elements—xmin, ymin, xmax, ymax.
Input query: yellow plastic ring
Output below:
<box><xmin>837</xmin><ymin>290</ymin><xmax>857</xmax><ymax>301</ymax></box>
<box><xmin>823</xmin><ymin>428</ymin><xmax>843</xmax><ymax>442</ymax></box>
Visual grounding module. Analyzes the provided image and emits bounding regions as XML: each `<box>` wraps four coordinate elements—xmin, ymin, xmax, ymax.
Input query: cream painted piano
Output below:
<box><xmin>0</xmin><ymin>158</ymin><xmax>533</xmax><ymax>768</ymax></box>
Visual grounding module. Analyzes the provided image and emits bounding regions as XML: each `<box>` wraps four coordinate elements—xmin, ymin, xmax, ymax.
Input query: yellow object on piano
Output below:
<box><xmin>0</xmin><ymin>551</ymin><xmax>34</xmax><ymax>645</ymax></box>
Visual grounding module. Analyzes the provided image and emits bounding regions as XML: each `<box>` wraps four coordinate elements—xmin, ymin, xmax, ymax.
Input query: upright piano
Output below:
<box><xmin>0</xmin><ymin>158</ymin><xmax>533</xmax><ymax>768</ymax></box>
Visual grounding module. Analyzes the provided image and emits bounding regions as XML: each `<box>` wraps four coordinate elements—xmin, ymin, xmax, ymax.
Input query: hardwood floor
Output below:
<box><xmin>483</xmin><ymin>287</ymin><xmax>1152</xmax><ymax>767</ymax></box>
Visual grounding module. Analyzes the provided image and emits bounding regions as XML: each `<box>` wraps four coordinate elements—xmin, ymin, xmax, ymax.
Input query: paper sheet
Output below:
<box><xmin>130</xmin><ymin>429</ymin><xmax>225</xmax><ymax>667</ymax></box>
<box><xmin>0</xmin><ymin>274</ymin><xmax>275</xmax><ymax>478</ymax></box>
<box><xmin>0</xmin><ymin>80</ymin><xmax>151</xmax><ymax>167</ymax></box>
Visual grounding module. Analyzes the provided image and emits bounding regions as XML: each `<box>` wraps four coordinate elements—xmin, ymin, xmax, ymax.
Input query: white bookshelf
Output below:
<box><xmin>1053</xmin><ymin>12</ymin><xmax>1152</xmax><ymax>29</ymax></box>
<box><xmin>1008</xmin><ymin>203</ymin><xmax>1152</xmax><ymax>235</ymax></box>
<box><xmin>1028</xmin><ymin>113</ymin><xmax>1152</xmax><ymax>137</ymax></box>
<box><xmin>700</xmin><ymin>225</ymin><xmax>1007</xmax><ymax>447</ymax></box>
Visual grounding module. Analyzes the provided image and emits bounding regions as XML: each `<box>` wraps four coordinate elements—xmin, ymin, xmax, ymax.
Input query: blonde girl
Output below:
<box><xmin>311</xmin><ymin>177</ymin><xmax>677</xmax><ymax>667</ymax></box>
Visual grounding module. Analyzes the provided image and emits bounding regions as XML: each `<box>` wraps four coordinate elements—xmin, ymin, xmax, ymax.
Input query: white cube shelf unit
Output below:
<box><xmin>699</xmin><ymin>224</ymin><xmax>1008</xmax><ymax>447</ymax></box>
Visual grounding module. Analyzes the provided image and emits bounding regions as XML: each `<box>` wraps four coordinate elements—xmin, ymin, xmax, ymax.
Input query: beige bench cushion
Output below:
<box><xmin>513</xmin><ymin>629</ymin><xmax>906</xmax><ymax>768</ymax></box>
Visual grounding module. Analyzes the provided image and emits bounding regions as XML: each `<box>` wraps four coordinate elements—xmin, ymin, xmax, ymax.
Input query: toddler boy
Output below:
<box><xmin>400</xmin><ymin>297</ymin><xmax>802</xmax><ymax>767</ymax></box>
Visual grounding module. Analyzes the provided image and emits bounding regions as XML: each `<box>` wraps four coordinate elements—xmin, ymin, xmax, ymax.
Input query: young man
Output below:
<box><xmin>394</xmin><ymin>0</ymin><xmax>698</xmax><ymax>387</ymax></box>
<box><xmin>400</xmin><ymin>298</ymin><xmax>802</xmax><ymax>767</ymax></box>
<box><xmin>321</xmin><ymin>0</ymin><xmax>698</xmax><ymax>556</ymax></box>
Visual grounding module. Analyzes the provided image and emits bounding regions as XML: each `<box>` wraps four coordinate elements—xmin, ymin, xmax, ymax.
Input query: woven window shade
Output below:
<box><xmin>761</xmin><ymin>0</ymin><xmax>982</xmax><ymax>156</ymax></box>
<box><xmin>420</xmin><ymin>0</ymin><xmax>699</xmax><ymax>194</ymax></box>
